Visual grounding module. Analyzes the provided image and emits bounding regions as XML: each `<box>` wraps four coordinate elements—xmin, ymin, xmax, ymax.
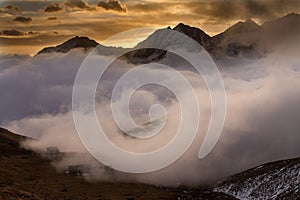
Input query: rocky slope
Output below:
<box><xmin>214</xmin><ymin>157</ymin><xmax>300</xmax><ymax>200</ymax></box>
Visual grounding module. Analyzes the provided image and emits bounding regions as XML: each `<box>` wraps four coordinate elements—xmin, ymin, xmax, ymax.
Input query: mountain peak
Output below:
<box><xmin>262</xmin><ymin>12</ymin><xmax>300</xmax><ymax>29</ymax></box>
<box><xmin>245</xmin><ymin>18</ymin><xmax>258</xmax><ymax>25</ymax></box>
<box><xmin>173</xmin><ymin>22</ymin><xmax>187</xmax><ymax>30</ymax></box>
<box><xmin>37</xmin><ymin>36</ymin><xmax>99</xmax><ymax>55</ymax></box>
<box><xmin>226</xmin><ymin>19</ymin><xmax>260</xmax><ymax>34</ymax></box>
<box><xmin>173</xmin><ymin>22</ymin><xmax>210</xmax><ymax>45</ymax></box>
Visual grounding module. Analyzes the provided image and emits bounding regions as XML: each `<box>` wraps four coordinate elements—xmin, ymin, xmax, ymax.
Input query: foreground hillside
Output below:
<box><xmin>0</xmin><ymin>127</ymin><xmax>178</xmax><ymax>200</ymax></box>
<box><xmin>0</xmin><ymin>127</ymin><xmax>299</xmax><ymax>199</ymax></box>
<box><xmin>0</xmin><ymin>128</ymin><xmax>236</xmax><ymax>200</ymax></box>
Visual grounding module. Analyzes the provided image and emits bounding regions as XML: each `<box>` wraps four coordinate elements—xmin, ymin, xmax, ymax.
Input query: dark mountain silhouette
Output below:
<box><xmin>173</xmin><ymin>23</ymin><xmax>211</xmax><ymax>47</ymax></box>
<box><xmin>37</xmin><ymin>36</ymin><xmax>99</xmax><ymax>54</ymax></box>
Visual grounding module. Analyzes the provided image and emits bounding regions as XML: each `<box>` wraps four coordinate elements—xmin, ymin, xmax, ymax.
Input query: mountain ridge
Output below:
<box><xmin>37</xmin><ymin>36</ymin><xmax>99</xmax><ymax>54</ymax></box>
<box><xmin>36</xmin><ymin>12</ymin><xmax>300</xmax><ymax>61</ymax></box>
<box><xmin>173</xmin><ymin>22</ymin><xmax>211</xmax><ymax>46</ymax></box>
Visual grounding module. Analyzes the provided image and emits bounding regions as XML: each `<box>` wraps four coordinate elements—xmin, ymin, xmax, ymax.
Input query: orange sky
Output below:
<box><xmin>0</xmin><ymin>0</ymin><xmax>300</xmax><ymax>55</ymax></box>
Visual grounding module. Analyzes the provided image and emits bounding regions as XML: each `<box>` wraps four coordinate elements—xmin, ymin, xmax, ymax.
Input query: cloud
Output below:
<box><xmin>28</xmin><ymin>31</ymin><xmax>40</xmax><ymax>35</ymax></box>
<box><xmin>0</xmin><ymin>30</ymin><xmax>39</xmax><ymax>37</ymax></box>
<box><xmin>13</xmin><ymin>16</ymin><xmax>32</xmax><ymax>24</ymax></box>
<box><xmin>189</xmin><ymin>0</ymin><xmax>300</xmax><ymax>21</ymax></box>
<box><xmin>44</xmin><ymin>3</ymin><xmax>64</xmax><ymax>13</ymax></box>
<box><xmin>4</xmin><ymin>5</ymin><xmax>21</xmax><ymax>13</ymax></box>
<box><xmin>0</xmin><ymin>4</ymin><xmax>21</xmax><ymax>15</ymax></box>
<box><xmin>243</xmin><ymin>0</ymin><xmax>300</xmax><ymax>18</ymax></box>
<box><xmin>0</xmin><ymin>29</ymin><xmax>26</xmax><ymax>36</ymax></box>
<box><xmin>130</xmin><ymin>2</ymin><xmax>165</xmax><ymax>13</ymax></box>
<box><xmin>47</xmin><ymin>17</ymin><xmax>58</xmax><ymax>20</ymax></box>
<box><xmin>98</xmin><ymin>0</ymin><xmax>127</xmax><ymax>13</ymax></box>
<box><xmin>65</xmin><ymin>0</ymin><xmax>96</xmax><ymax>11</ymax></box>
<box><xmin>0</xmin><ymin>50</ymin><xmax>87</xmax><ymax>122</ymax></box>
<box><xmin>1</xmin><ymin>45</ymin><xmax>300</xmax><ymax>185</ymax></box>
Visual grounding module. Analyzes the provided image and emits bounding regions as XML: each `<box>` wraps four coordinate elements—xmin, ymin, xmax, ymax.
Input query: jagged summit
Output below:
<box><xmin>173</xmin><ymin>22</ymin><xmax>210</xmax><ymax>45</ymax></box>
<box><xmin>173</xmin><ymin>22</ymin><xmax>188</xmax><ymax>30</ymax></box>
<box><xmin>225</xmin><ymin>19</ymin><xmax>260</xmax><ymax>34</ymax></box>
<box><xmin>244</xmin><ymin>18</ymin><xmax>260</xmax><ymax>27</ymax></box>
<box><xmin>37</xmin><ymin>36</ymin><xmax>99</xmax><ymax>54</ymax></box>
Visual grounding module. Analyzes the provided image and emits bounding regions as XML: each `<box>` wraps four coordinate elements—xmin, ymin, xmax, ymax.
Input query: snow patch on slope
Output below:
<box><xmin>214</xmin><ymin>162</ymin><xmax>300</xmax><ymax>200</ymax></box>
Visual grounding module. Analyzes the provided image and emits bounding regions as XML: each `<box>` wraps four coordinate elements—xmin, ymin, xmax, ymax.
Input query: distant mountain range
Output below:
<box><xmin>37</xmin><ymin>13</ymin><xmax>300</xmax><ymax>62</ymax></box>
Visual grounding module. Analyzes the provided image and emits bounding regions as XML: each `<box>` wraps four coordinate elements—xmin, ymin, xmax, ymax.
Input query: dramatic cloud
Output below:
<box><xmin>98</xmin><ymin>0</ymin><xmax>127</xmax><ymax>13</ymax></box>
<box><xmin>243</xmin><ymin>0</ymin><xmax>300</xmax><ymax>18</ymax></box>
<box><xmin>44</xmin><ymin>3</ymin><xmax>64</xmax><ymax>13</ymax></box>
<box><xmin>4</xmin><ymin>5</ymin><xmax>21</xmax><ymax>13</ymax></box>
<box><xmin>0</xmin><ymin>29</ymin><xmax>26</xmax><ymax>36</ymax></box>
<box><xmin>0</xmin><ymin>4</ymin><xmax>21</xmax><ymax>15</ymax></box>
<box><xmin>1</xmin><ymin>0</ymin><xmax>299</xmax><ymax>56</ymax></box>
<box><xmin>28</xmin><ymin>31</ymin><xmax>40</xmax><ymax>35</ymax></box>
<box><xmin>65</xmin><ymin>0</ymin><xmax>95</xmax><ymax>11</ymax></box>
<box><xmin>189</xmin><ymin>0</ymin><xmax>300</xmax><ymax>20</ymax></box>
<box><xmin>47</xmin><ymin>17</ymin><xmax>58</xmax><ymax>20</ymax></box>
<box><xmin>0</xmin><ymin>30</ymin><xmax>39</xmax><ymax>37</ymax></box>
<box><xmin>13</xmin><ymin>16</ymin><xmax>32</xmax><ymax>24</ymax></box>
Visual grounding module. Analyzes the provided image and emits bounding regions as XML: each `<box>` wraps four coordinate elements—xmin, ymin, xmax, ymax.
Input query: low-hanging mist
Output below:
<box><xmin>1</xmin><ymin>47</ymin><xmax>300</xmax><ymax>186</ymax></box>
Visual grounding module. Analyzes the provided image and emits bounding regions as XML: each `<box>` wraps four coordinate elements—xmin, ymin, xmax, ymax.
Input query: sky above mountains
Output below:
<box><xmin>0</xmin><ymin>0</ymin><xmax>300</xmax><ymax>55</ymax></box>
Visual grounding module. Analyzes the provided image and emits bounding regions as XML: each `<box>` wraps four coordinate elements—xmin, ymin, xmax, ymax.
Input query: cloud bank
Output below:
<box><xmin>0</xmin><ymin>29</ymin><xmax>26</xmax><ymax>36</ymax></box>
<box><xmin>98</xmin><ymin>0</ymin><xmax>127</xmax><ymax>13</ymax></box>
<box><xmin>0</xmin><ymin>4</ymin><xmax>21</xmax><ymax>15</ymax></box>
<box><xmin>0</xmin><ymin>45</ymin><xmax>299</xmax><ymax>186</ymax></box>
<box><xmin>65</xmin><ymin>0</ymin><xmax>96</xmax><ymax>11</ymax></box>
<box><xmin>44</xmin><ymin>3</ymin><xmax>64</xmax><ymax>13</ymax></box>
<box><xmin>13</xmin><ymin>16</ymin><xmax>32</xmax><ymax>23</ymax></box>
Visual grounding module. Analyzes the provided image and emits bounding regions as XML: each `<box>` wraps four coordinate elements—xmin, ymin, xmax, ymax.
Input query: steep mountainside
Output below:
<box><xmin>214</xmin><ymin>157</ymin><xmax>300</xmax><ymax>200</ymax></box>
<box><xmin>173</xmin><ymin>23</ymin><xmax>211</xmax><ymax>46</ymax></box>
<box><xmin>260</xmin><ymin>13</ymin><xmax>300</xmax><ymax>46</ymax></box>
<box><xmin>209</xmin><ymin>19</ymin><xmax>262</xmax><ymax>58</ymax></box>
<box><xmin>125</xmin><ymin>24</ymin><xmax>210</xmax><ymax>63</ymax></box>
